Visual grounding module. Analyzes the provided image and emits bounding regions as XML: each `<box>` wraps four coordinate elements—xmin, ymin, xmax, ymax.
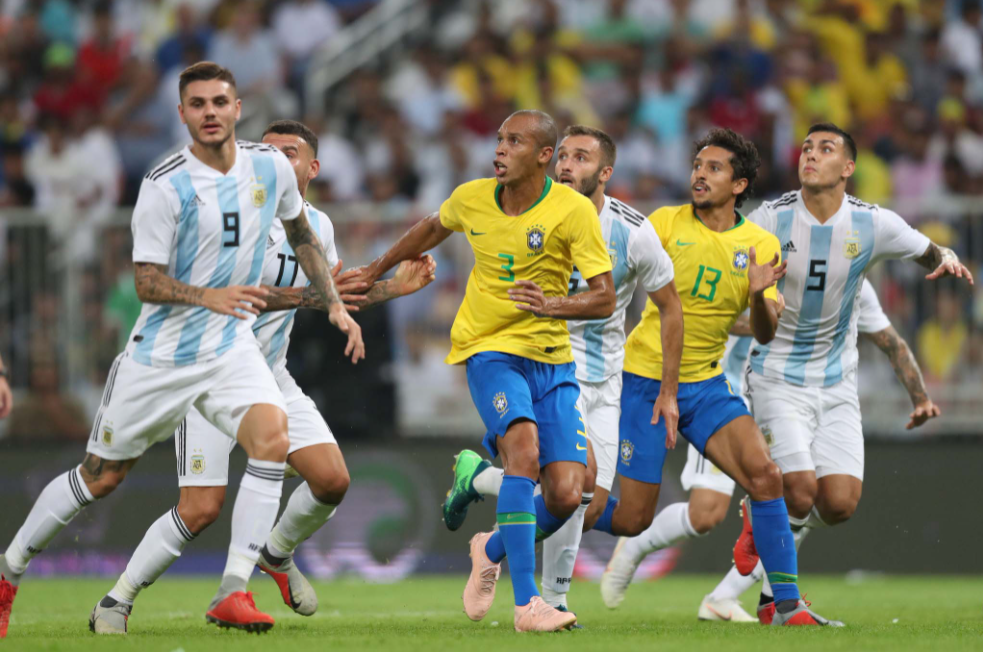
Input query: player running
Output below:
<box><xmin>88</xmin><ymin>120</ymin><xmax>436</xmax><ymax>634</ymax></box>
<box><xmin>0</xmin><ymin>63</ymin><xmax>363</xmax><ymax>638</ymax></box>
<box><xmin>721</xmin><ymin>123</ymin><xmax>971</xmax><ymax>624</ymax></box>
<box><xmin>604</xmin><ymin>279</ymin><xmax>938</xmax><ymax>621</ymax></box>
<box><xmin>594</xmin><ymin>127</ymin><xmax>844</xmax><ymax>626</ymax></box>
<box><xmin>351</xmin><ymin>110</ymin><xmax>617</xmax><ymax>631</ymax></box>
<box><xmin>440</xmin><ymin>124</ymin><xmax>682</xmax><ymax>614</ymax></box>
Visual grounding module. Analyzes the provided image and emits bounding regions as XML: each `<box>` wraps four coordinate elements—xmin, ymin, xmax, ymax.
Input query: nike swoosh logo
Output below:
<box><xmin>706</xmin><ymin>605</ymin><xmax>732</xmax><ymax>621</ymax></box>
<box><xmin>470</xmin><ymin>229</ymin><xmax>486</xmax><ymax>236</ymax></box>
<box><xmin>676</xmin><ymin>240</ymin><xmax>696</xmax><ymax>246</ymax></box>
<box><xmin>576</xmin><ymin>444</ymin><xmax>587</xmax><ymax>451</ymax></box>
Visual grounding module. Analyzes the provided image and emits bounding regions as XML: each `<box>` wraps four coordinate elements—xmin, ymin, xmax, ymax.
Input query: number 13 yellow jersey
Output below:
<box><xmin>624</xmin><ymin>204</ymin><xmax>780</xmax><ymax>383</ymax></box>
<box><xmin>439</xmin><ymin>177</ymin><xmax>612</xmax><ymax>365</ymax></box>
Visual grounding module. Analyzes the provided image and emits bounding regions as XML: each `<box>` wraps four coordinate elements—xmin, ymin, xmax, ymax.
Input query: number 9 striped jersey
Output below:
<box><xmin>624</xmin><ymin>203</ymin><xmax>781</xmax><ymax>383</ymax></box>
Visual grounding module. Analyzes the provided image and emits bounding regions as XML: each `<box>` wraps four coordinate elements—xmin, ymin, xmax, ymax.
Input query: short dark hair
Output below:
<box><xmin>561</xmin><ymin>125</ymin><xmax>617</xmax><ymax>168</ymax></box>
<box><xmin>263</xmin><ymin>119</ymin><xmax>319</xmax><ymax>157</ymax></box>
<box><xmin>806</xmin><ymin>122</ymin><xmax>857</xmax><ymax>161</ymax></box>
<box><xmin>507</xmin><ymin>109</ymin><xmax>558</xmax><ymax>152</ymax></box>
<box><xmin>178</xmin><ymin>61</ymin><xmax>237</xmax><ymax>100</ymax></box>
<box><xmin>693</xmin><ymin>128</ymin><xmax>761</xmax><ymax>208</ymax></box>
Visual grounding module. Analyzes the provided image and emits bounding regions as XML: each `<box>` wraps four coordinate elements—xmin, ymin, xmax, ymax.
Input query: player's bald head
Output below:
<box><xmin>504</xmin><ymin>110</ymin><xmax>558</xmax><ymax>153</ymax></box>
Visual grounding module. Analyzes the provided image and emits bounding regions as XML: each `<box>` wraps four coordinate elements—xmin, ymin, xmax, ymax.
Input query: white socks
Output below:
<box><xmin>622</xmin><ymin>502</ymin><xmax>700</xmax><ymax>564</ymax></box>
<box><xmin>472</xmin><ymin>466</ymin><xmax>504</xmax><ymax>497</ymax></box>
<box><xmin>108</xmin><ymin>507</ymin><xmax>197</xmax><ymax>605</ymax></box>
<box><xmin>223</xmin><ymin>459</ymin><xmax>285</xmax><ymax>585</ymax></box>
<box><xmin>4</xmin><ymin>467</ymin><xmax>95</xmax><ymax>574</ymax></box>
<box><xmin>266</xmin><ymin>482</ymin><xmax>337</xmax><ymax>560</ymax></box>
<box><xmin>541</xmin><ymin>493</ymin><xmax>592</xmax><ymax>608</ymax></box>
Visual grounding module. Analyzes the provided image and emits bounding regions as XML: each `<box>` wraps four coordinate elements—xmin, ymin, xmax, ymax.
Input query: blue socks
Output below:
<box><xmin>750</xmin><ymin>498</ymin><xmax>801</xmax><ymax>604</ymax></box>
<box><xmin>485</xmin><ymin>475</ymin><xmax>538</xmax><ymax>606</ymax></box>
<box><xmin>591</xmin><ymin>495</ymin><xmax>619</xmax><ymax>535</ymax></box>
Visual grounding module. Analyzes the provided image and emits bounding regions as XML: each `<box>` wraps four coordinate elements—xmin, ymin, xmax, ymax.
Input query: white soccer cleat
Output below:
<box><xmin>259</xmin><ymin>554</ymin><xmax>318</xmax><ymax>616</ymax></box>
<box><xmin>698</xmin><ymin>595</ymin><xmax>757</xmax><ymax>623</ymax></box>
<box><xmin>600</xmin><ymin>537</ymin><xmax>640</xmax><ymax>609</ymax></box>
<box><xmin>89</xmin><ymin>596</ymin><xmax>132</xmax><ymax>635</ymax></box>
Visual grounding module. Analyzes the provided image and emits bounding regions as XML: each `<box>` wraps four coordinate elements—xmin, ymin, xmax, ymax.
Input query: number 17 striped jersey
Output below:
<box><xmin>746</xmin><ymin>191</ymin><xmax>929</xmax><ymax>387</ymax></box>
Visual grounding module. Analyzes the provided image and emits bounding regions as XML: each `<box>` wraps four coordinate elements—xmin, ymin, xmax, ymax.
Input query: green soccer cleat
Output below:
<box><xmin>441</xmin><ymin>450</ymin><xmax>491</xmax><ymax>531</ymax></box>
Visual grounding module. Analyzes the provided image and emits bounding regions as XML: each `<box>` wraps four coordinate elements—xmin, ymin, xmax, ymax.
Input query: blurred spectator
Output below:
<box><xmin>906</xmin><ymin>29</ymin><xmax>949</xmax><ymax>114</ymax></box>
<box><xmin>39</xmin><ymin>0</ymin><xmax>77</xmax><ymax>46</ymax></box>
<box><xmin>387</xmin><ymin>47</ymin><xmax>465</xmax><ymax>137</ymax></box>
<box><xmin>2</xmin><ymin>8</ymin><xmax>49</xmax><ymax>93</ymax></box>
<box><xmin>917</xmin><ymin>284</ymin><xmax>970</xmax><ymax>381</ymax></box>
<box><xmin>155</xmin><ymin>4</ymin><xmax>212</xmax><ymax>74</ymax></box>
<box><xmin>0</xmin><ymin>143</ymin><xmax>34</xmax><ymax>207</ymax></box>
<box><xmin>6</xmin><ymin>361</ymin><xmax>89</xmax><ymax>441</ymax></box>
<box><xmin>272</xmin><ymin>0</ymin><xmax>341</xmax><ymax>94</ymax></box>
<box><xmin>207</xmin><ymin>0</ymin><xmax>280</xmax><ymax>98</ymax></box>
<box><xmin>940</xmin><ymin>0</ymin><xmax>982</xmax><ymax>76</ymax></box>
<box><xmin>891</xmin><ymin>126</ymin><xmax>943</xmax><ymax>202</ymax></box>
<box><xmin>33</xmin><ymin>42</ymin><xmax>102</xmax><ymax>122</ymax></box>
<box><xmin>24</xmin><ymin>113</ymin><xmax>87</xmax><ymax>237</ymax></box>
<box><xmin>76</xmin><ymin>0</ymin><xmax>130</xmax><ymax>103</ymax></box>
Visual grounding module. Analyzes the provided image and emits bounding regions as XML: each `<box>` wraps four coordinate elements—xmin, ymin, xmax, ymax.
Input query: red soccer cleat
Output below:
<box><xmin>0</xmin><ymin>575</ymin><xmax>17</xmax><ymax>639</ymax></box>
<box><xmin>733</xmin><ymin>496</ymin><xmax>759</xmax><ymax>576</ymax></box>
<box><xmin>205</xmin><ymin>591</ymin><xmax>274</xmax><ymax>633</ymax></box>
<box><xmin>757</xmin><ymin>600</ymin><xmax>775</xmax><ymax>625</ymax></box>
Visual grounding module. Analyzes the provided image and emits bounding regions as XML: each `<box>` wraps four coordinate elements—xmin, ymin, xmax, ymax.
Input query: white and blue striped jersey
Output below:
<box><xmin>724</xmin><ymin>279</ymin><xmax>892</xmax><ymax>394</ymax></box>
<box><xmin>127</xmin><ymin>141</ymin><xmax>304</xmax><ymax>367</ymax></box>
<box><xmin>746</xmin><ymin>191</ymin><xmax>929</xmax><ymax>387</ymax></box>
<box><xmin>253</xmin><ymin>202</ymin><xmax>339</xmax><ymax>374</ymax></box>
<box><xmin>568</xmin><ymin>196</ymin><xmax>674</xmax><ymax>383</ymax></box>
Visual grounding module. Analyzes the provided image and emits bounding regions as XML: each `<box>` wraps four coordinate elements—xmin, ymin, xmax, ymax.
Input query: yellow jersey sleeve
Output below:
<box><xmin>564</xmin><ymin>197</ymin><xmax>612</xmax><ymax>279</ymax></box>
<box><xmin>438</xmin><ymin>185</ymin><xmax>466</xmax><ymax>232</ymax></box>
<box><xmin>648</xmin><ymin>207</ymin><xmax>675</xmax><ymax>249</ymax></box>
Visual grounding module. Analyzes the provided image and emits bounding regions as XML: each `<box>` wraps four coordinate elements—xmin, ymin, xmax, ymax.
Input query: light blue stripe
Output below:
<box><xmin>724</xmin><ymin>336</ymin><xmax>752</xmax><ymax>392</ymax></box>
<box><xmin>307</xmin><ymin>204</ymin><xmax>321</xmax><ymax>238</ymax></box>
<box><xmin>824</xmin><ymin>212</ymin><xmax>874</xmax><ymax>386</ymax></box>
<box><xmin>610</xmin><ymin>220</ymin><xmax>630</xmax><ymax>287</ymax></box>
<box><xmin>265</xmin><ymin>313</ymin><xmax>294</xmax><ymax>368</ymax></box>
<box><xmin>750</xmin><ymin>209</ymin><xmax>794</xmax><ymax>374</ymax></box>
<box><xmin>583</xmin><ymin>322</ymin><xmax>605</xmax><ymax>381</ymax></box>
<box><xmin>174</xmin><ymin>176</ymin><xmax>243</xmax><ymax>365</ymax></box>
<box><xmin>134</xmin><ymin>171</ymin><xmax>199</xmax><ymax>365</ymax></box>
<box><xmin>783</xmin><ymin>225</ymin><xmax>833</xmax><ymax>385</ymax></box>
<box><xmin>246</xmin><ymin>154</ymin><xmax>279</xmax><ymax>285</ymax></box>
<box><xmin>214</xmin><ymin>176</ymin><xmax>248</xmax><ymax>357</ymax></box>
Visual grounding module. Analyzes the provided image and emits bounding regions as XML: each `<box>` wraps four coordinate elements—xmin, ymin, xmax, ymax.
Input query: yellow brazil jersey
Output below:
<box><xmin>439</xmin><ymin>177</ymin><xmax>612</xmax><ymax>365</ymax></box>
<box><xmin>624</xmin><ymin>204</ymin><xmax>780</xmax><ymax>383</ymax></box>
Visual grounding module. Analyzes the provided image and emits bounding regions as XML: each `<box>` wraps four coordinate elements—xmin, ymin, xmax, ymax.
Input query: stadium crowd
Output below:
<box><xmin>0</xmin><ymin>0</ymin><xmax>981</xmax><ymax>439</ymax></box>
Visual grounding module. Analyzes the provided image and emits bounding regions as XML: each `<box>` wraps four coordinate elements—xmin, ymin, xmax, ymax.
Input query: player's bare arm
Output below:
<box><xmin>282</xmin><ymin>209</ymin><xmax>365</xmax><ymax>363</ymax></box>
<box><xmin>349</xmin><ymin>255</ymin><xmax>437</xmax><ymax>309</ymax></box>
<box><xmin>134</xmin><ymin>262</ymin><xmax>269</xmax><ymax>319</ymax></box>
<box><xmin>649</xmin><ymin>281</ymin><xmax>683</xmax><ymax>449</ymax></box>
<box><xmin>0</xmin><ymin>353</ymin><xmax>11</xmax><ymax>419</ymax></box>
<box><xmin>864</xmin><ymin>325</ymin><xmax>940</xmax><ymax>430</ymax></box>
<box><xmin>260</xmin><ymin>260</ymin><xmax>368</xmax><ymax>312</ymax></box>
<box><xmin>729</xmin><ymin>292</ymin><xmax>783</xmax><ymax>336</ymax></box>
<box><xmin>746</xmin><ymin>246</ymin><xmax>787</xmax><ymax>344</ymax></box>
<box><xmin>916</xmin><ymin>242</ymin><xmax>974</xmax><ymax>285</ymax></box>
<box><xmin>509</xmin><ymin>271</ymin><xmax>615</xmax><ymax>319</ymax></box>
<box><xmin>355</xmin><ymin>212</ymin><xmax>453</xmax><ymax>286</ymax></box>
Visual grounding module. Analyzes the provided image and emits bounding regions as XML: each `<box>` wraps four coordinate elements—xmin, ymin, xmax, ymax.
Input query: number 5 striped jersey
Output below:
<box><xmin>746</xmin><ymin>191</ymin><xmax>930</xmax><ymax>387</ymax></box>
<box><xmin>624</xmin><ymin>204</ymin><xmax>781</xmax><ymax>383</ymax></box>
<box><xmin>127</xmin><ymin>141</ymin><xmax>303</xmax><ymax>367</ymax></box>
<box><xmin>439</xmin><ymin>177</ymin><xmax>612</xmax><ymax>365</ymax></box>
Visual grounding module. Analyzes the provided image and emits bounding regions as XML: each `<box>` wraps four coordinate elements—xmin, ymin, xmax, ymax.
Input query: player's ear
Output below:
<box><xmin>599</xmin><ymin>165</ymin><xmax>614</xmax><ymax>184</ymax></box>
<box><xmin>539</xmin><ymin>146</ymin><xmax>555</xmax><ymax>165</ymax></box>
<box><xmin>308</xmin><ymin>158</ymin><xmax>320</xmax><ymax>182</ymax></box>
<box><xmin>178</xmin><ymin>102</ymin><xmax>186</xmax><ymax>125</ymax></box>
<box><xmin>234</xmin><ymin>98</ymin><xmax>242</xmax><ymax>121</ymax></box>
<box><xmin>842</xmin><ymin>159</ymin><xmax>856</xmax><ymax>180</ymax></box>
<box><xmin>733</xmin><ymin>177</ymin><xmax>748</xmax><ymax>198</ymax></box>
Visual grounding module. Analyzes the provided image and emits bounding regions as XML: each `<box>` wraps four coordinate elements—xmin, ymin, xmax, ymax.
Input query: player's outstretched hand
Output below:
<box><xmin>392</xmin><ymin>254</ymin><xmax>437</xmax><ymax>296</ymax></box>
<box><xmin>926</xmin><ymin>259</ymin><xmax>974</xmax><ymax>285</ymax></box>
<box><xmin>0</xmin><ymin>376</ymin><xmax>12</xmax><ymax>419</ymax></box>
<box><xmin>747</xmin><ymin>247</ymin><xmax>787</xmax><ymax>295</ymax></box>
<box><xmin>329</xmin><ymin>302</ymin><xmax>365</xmax><ymax>364</ymax></box>
<box><xmin>652</xmin><ymin>389</ymin><xmax>679</xmax><ymax>449</ymax></box>
<box><xmin>907</xmin><ymin>400</ymin><xmax>941</xmax><ymax>430</ymax></box>
<box><xmin>510</xmin><ymin>280</ymin><xmax>553</xmax><ymax>317</ymax></box>
<box><xmin>203</xmin><ymin>285</ymin><xmax>269</xmax><ymax>318</ymax></box>
<box><xmin>332</xmin><ymin>260</ymin><xmax>371</xmax><ymax>312</ymax></box>
<box><xmin>345</xmin><ymin>264</ymin><xmax>381</xmax><ymax>290</ymax></box>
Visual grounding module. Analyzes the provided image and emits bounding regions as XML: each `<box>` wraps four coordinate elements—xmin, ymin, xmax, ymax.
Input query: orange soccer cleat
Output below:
<box><xmin>205</xmin><ymin>591</ymin><xmax>275</xmax><ymax>633</ymax></box>
<box><xmin>0</xmin><ymin>574</ymin><xmax>17</xmax><ymax>639</ymax></box>
<box><xmin>757</xmin><ymin>600</ymin><xmax>775</xmax><ymax>625</ymax></box>
<box><xmin>733</xmin><ymin>496</ymin><xmax>759</xmax><ymax>576</ymax></box>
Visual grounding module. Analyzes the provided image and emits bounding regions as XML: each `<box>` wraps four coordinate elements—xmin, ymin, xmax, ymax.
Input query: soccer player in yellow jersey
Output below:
<box><xmin>353</xmin><ymin>110</ymin><xmax>616</xmax><ymax>631</ymax></box>
<box><xmin>596</xmin><ymin>129</ymin><xmax>840</xmax><ymax>626</ymax></box>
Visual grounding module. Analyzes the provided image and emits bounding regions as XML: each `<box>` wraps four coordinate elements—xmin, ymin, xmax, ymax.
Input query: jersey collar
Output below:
<box><xmin>495</xmin><ymin>176</ymin><xmax>552</xmax><ymax>215</ymax></box>
<box><xmin>692</xmin><ymin>206</ymin><xmax>746</xmax><ymax>232</ymax></box>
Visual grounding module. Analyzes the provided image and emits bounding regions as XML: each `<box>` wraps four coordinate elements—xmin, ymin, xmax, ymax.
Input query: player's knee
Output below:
<box><xmin>182</xmin><ymin>499</ymin><xmax>224</xmax><ymax>533</ymax></box>
<box><xmin>817</xmin><ymin>495</ymin><xmax>857</xmax><ymax>525</ymax></box>
<box><xmin>545</xmin><ymin>484</ymin><xmax>581</xmax><ymax>518</ymax></box>
<box><xmin>784</xmin><ymin>481</ymin><xmax>818</xmax><ymax>519</ymax></box>
<box><xmin>82</xmin><ymin>469</ymin><xmax>128</xmax><ymax>498</ymax></box>
<box><xmin>689</xmin><ymin>501</ymin><xmax>728</xmax><ymax>535</ymax></box>
<box><xmin>252</xmin><ymin>428</ymin><xmax>290</xmax><ymax>461</ymax></box>
<box><xmin>308</xmin><ymin>470</ymin><xmax>350</xmax><ymax>505</ymax></box>
<box><xmin>620</xmin><ymin>508</ymin><xmax>654</xmax><ymax>537</ymax></box>
<box><xmin>748</xmin><ymin>461</ymin><xmax>783</xmax><ymax>500</ymax></box>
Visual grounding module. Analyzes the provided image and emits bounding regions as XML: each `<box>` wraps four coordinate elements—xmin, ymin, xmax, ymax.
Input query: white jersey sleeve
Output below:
<box><xmin>871</xmin><ymin>206</ymin><xmax>931</xmax><ymax>263</ymax></box>
<box><xmin>856</xmin><ymin>279</ymin><xmax>891</xmax><ymax>334</ymax></box>
<box><xmin>629</xmin><ymin>219</ymin><xmax>673</xmax><ymax>293</ymax></box>
<box><xmin>131</xmin><ymin>177</ymin><xmax>180</xmax><ymax>265</ymax></box>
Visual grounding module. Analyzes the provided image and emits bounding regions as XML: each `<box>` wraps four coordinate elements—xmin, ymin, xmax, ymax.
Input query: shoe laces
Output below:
<box><xmin>478</xmin><ymin>564</ymin><xmax>499</xmax><ymax>593</ymax></box>
<box><xmin>800</xmin><ymin>594</ymin><xmax>812</xmax><ymax>608</ymax></box>
<box><xmin>242</xmin><ymin>592</ymin><xmax>258</xmax><ymax>609</ymax></box>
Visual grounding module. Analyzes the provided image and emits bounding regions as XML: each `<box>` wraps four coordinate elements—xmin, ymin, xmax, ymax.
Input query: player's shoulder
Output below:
<box><xmin>548</xmin><ymin>179</ymin><xmax>596</xmax><ymax>214</ymax></box>
<box><xmin>604</xmin><ymin>196</ymin><xmax>648</xmax><ymax>229</ymax></box>
<box><xmin>450</xmin><ymin>177</ymin><xmax>498</xmax><ymax>203</ymax></box>
<box><xmin>845</xmin><ymin>193</ymin><xmax>880</xmax><ymax>213</ymax></box>
<box><xmin>760</xmin><ymin>190</ymin><xmax>801</xmax><ymax>212</ymax></box>
<box><xmin>143</xmin><ymin>149</ymin><xmax>189</xmax><ymax>185</ymax></box>
<box><xmin>739</xmin><ymin>215</ymin><xmax>781</xmax><ymax>248</ymax></box>
<box><xmin>646</xmin><ymin>203</ymin><xmax>690</xmax><ymax>229</ymax></box>
<box><xmin>237</xmin><ymin>139</ymin><xmax>282</xmax><ymax>156</ymax></box>
<box><xmin>304</xmin><ymin>200</ymin><xmax>334</xmax><ymax>241</ymax></box>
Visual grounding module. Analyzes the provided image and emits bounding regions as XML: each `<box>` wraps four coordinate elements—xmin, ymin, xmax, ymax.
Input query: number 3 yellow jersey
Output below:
<box><xmin>439</xmin><ymin>177</ymin><xmax>612</xmax><ymax>365</ymax></box>
<box><xmin>624</xmin><ymin>204</ymin><xmax>781</xmax><ymax>383</ymax></box>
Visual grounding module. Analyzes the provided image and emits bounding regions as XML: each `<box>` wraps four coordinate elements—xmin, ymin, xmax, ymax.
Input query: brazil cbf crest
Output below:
<box><xmin>620</xmin><ymin>439</ymin><xmax>634</xmax><ymax>464</ymax></box>
<box><xmin>526</xmin><ymin>224</ymin><xmax>545</xmax><ymax>255</ymax></box>
<box><xmin>493</xmin><ymin>392</ymin><xmax>508</xmax><ymax>416</ymax></box>
<box><xmin>733</xmin><ymin>247</ymin><xmax>749</xmax><ymax>271</ymax></box>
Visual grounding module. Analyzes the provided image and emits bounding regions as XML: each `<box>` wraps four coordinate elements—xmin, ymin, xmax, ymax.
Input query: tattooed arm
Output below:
<box><xmin>282</xmin><ymin>209</ymin><xmax>365</xmax><ymax>363</ymax></box>
<box><xmin>864</xmin><ymin>325</ymin><xmax>940</xmax><ymax>429</ymax></box>
<box><xmin>915</xmin><ymin>242</ymin><xmax>975</xmax><ymax>285</ymax></box>
<box><xmin>134</xmin><ymin>262</ymin><xmax>268</xmax><ymax>319</ymax></box>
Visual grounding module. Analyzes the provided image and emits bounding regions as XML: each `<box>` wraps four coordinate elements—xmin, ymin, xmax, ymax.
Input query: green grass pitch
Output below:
<box><xmin>5</xmin><ymin>575</ymin><xmax>981</xmax><ymax>651</ymax></box>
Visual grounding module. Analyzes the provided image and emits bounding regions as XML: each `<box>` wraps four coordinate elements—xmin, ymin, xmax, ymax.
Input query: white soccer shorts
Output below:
<box><xmin>86</xmin><ymin>340</ymin><xmax>286</xmax><ymax>461</ymax></box>
<box><xmin>176</xmin><ymin>365</ymin><xmax>336</xmax><ymax>487</ymax></box>
<box><xmin>681</xmin><ymin>443</ymin><xmax>737</xmax><ymax>495</ymax></box>
<box><xmin>576</xmin><ymin>373</ymin><xmax>621</xmax><ymax>492</ymax></box>
<box><xmin>746</xmin><ymin>368</ymin><xmax>864</xmax><ymax>480</ymax></box>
